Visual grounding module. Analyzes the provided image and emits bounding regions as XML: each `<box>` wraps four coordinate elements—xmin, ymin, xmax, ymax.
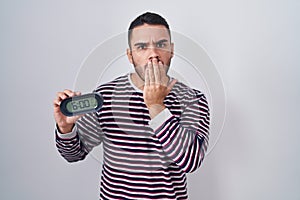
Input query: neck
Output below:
<box><xmin>130</xmin><ymin>73</ymin><xmax>145</xmax><ymax>90</ymax></box>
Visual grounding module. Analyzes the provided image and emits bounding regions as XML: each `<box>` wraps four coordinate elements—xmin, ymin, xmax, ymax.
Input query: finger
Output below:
<box><xmin>63</xmin><ymin>89</ymin><xmax>76</xmax><ymax>97</ymax></box>
<box><xmin>56</xmin><ymin>91</ymin><xmax>68</xmax><ymax>101</ymax></box>
<box><xmin>153</xmin><ymin>59</ymin><xmax>161</xmax><ymax>85</ymax></box>
<box><xmin>158</xmin><ymin>60</ymin><xmax>166</xmax><ymax>73</ymax></box>
<box><xmin>53</xmin><ymin>98</ymin><xmax>61</xmax><ymax>107</ymax></box>
<box><xmin>158</xmin><ymin>61</ymin><xmax>168</xmax><ymax>86</ymax></box>
<box><xmin>167</xmin><ymin>78</ymin><xmax>177</xmax><ymax>92</ymax></box>
<box><xmin>148</xmin><ymin>61</ymin><xmax>155</xmax><ymax>84</ymax></box>
<box><xmin>144</xmin><ymin>62</ymin><xmax>150</xmax><ymax>86</ymax></box>
<box><xmin>54</xmin><ymin>92</ymin><xmax>68</xmax><ymax>110</ymax></box>
<box><xmin>55</xmin><ymin>90</ymin><xmax>78</xmax><ymax>107</ymax></box>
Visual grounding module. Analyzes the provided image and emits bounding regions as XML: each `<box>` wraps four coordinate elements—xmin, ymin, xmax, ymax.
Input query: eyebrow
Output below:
<box><xmin>134</xmin><ymin>42</ymin><xmax>147</xmax><ymax>47</ymax></box>
<box><xmin>133</xmin><ymin>39</ymin><xmax>169</xmax><ymax>47</ymax></box>
<box><xmin>156</xmin><ymin>39</ymin><xmax>168</xmax><ymax>44</ymax></box>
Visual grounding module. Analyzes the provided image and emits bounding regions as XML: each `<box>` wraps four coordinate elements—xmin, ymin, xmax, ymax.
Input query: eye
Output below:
<box><xmin>156</xmin><ymin>42</ymin><xmax>167</xmax><ymax>48</ymax></box>
<box><xmin>137</xmin><ymin>44</ymin><xmax>147</xmax><ymax>50</ymax></box>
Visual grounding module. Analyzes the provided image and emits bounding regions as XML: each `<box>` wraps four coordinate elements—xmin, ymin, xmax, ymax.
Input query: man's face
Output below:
<box><xmin>127</xmin><ymin>24</ymin><xmax>174</xmax><ymax>81</ymax></box>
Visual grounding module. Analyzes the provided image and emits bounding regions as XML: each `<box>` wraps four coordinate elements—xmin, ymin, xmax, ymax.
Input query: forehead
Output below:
<box><xmin>130</xmin><ymin>24</ymin><xmax>170</xmax><ymax>42</ymax></box>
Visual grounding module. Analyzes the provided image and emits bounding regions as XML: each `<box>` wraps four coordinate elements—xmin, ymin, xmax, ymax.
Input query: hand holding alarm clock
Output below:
<box><xmin>53</xmin><ymin>89</ymin><xmax>103</xmax><ymax>134</ymax></box>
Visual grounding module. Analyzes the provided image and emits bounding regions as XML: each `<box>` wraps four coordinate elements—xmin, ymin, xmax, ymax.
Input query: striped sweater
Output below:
<box><xmin>56</xmin><ymin>74</ymin><xmax>210</xmax><ymax>199</ymax></box>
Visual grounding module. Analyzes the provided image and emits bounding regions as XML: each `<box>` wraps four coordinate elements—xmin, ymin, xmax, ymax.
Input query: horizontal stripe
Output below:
<box><xmin>56</xmin><ymin>73</ymin><xmax>209</xmax><ymax>199</ymax></box>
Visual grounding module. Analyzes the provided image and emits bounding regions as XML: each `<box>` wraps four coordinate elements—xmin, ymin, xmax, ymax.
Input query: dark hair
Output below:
<box><xmin>128</xmin><ymin>12</ymin><xmax>171</xmax><ymax>47</ymax></box>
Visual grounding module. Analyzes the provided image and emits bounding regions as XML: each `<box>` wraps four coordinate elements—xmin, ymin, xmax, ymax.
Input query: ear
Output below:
<box><xmin>127</xmin><ymin>48</ymin><xmax>133</xmax><ymax>64</ymax></box>
<box><xmin>170</xmin><ymin>43</ymin><xmax>174</xmax><ymax>58</ymax></box>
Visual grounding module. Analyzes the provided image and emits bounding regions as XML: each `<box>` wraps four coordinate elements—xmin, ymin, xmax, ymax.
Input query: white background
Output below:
<box><xmin>1</xmin><ymin>0</ymin><xmax>299</xmax><ymax>199</ymax></box>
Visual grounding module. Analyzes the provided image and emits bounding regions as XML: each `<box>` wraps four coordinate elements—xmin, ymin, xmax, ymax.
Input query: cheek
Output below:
<box><xmin>161</xmin><ymin>53</ymin><xmax>173</xmax><ymax>65</ymax></box>
<box><xmin>132</xmin><ymin>54</ymin><xmax>148</xmax><ymax>67</ymax></box>
<box><xmin>160</xmin><ymin>49</ymin><xmax>172</xmax><ymax>58</ymax></box>
<box><xmin>131</xmin><ymin>52</ymin><xmax>141</xmax><ymax>60</ymax></box>
<box><xmin>134</xmin><ymin>65</ymin><xmax>147</xmax><ymax>80</ymax></box>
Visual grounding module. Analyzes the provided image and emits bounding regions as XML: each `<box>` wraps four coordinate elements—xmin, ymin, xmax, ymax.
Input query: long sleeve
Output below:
<box><xmin>150</xmin><ymin>92</ymin><xmax>210</xmax><ymax>173</ymax></box>
<box><xmin>56</xmin><ymin>112</ymin><xmax>104</xmax><ymax>163</ymax></box>
<box><xmin>54</xmin><ymin>75</ymin><xmax>210</xmax><ymax>199</ymax></box>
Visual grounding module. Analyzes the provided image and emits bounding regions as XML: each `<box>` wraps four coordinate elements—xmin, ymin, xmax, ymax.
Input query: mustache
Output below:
<box><xmin>138</xmin><ymin>60</ymin><xmax>167</xmax><ymax>68</ymax></box>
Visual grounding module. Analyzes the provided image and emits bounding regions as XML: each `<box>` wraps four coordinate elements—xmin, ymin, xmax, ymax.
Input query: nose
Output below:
<box><xmin>148</xmin><ymin>47</ymin><xmax>160</xmax><ymax>61</ymax></box>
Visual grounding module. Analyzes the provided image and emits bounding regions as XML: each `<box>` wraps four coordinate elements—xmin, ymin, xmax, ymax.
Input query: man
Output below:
<box><xmin>54</xmin><ymin>12</ymin><xmax>210</xmax><ymax>199</ymax></box>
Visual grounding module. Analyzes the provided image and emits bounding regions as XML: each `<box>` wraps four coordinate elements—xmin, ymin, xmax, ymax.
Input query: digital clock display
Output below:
<box><xmin>60</xmin><ymin>93</ymin><xmax>103</xmax><ymax>116</ymax></box>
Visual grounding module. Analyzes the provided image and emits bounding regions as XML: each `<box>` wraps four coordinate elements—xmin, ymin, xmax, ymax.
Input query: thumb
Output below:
<box><xmin>167</xmin><ymin>78</ymin><xmax>177</xmax><ymax>93</ymax></box>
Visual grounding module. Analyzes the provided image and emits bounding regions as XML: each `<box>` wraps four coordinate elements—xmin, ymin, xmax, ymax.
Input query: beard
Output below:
<box><xmin>131</xmin><ymin>57</ymin><xmax>172</xmax><ymax>82</ymax></box>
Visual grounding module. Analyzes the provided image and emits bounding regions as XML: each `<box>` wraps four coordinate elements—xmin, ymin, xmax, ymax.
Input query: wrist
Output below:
<box><xmin>57</xmin><ymin>123</ymin><xmax>74</xmax><ymax>134</ymax></box>
<box><xmin>147</xmin><ymin>104</ymin><xmax>166</xmax><ymax>119</ymax></box>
